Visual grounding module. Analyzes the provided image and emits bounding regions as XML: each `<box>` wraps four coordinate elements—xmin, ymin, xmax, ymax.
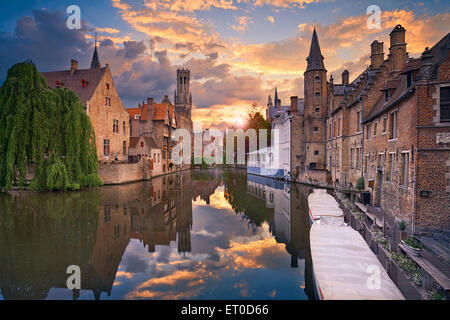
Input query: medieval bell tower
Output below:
<box><xmin>174</xmin><ymin>67</ymin><xmax>192</xmax><ymax>119</ymax></box>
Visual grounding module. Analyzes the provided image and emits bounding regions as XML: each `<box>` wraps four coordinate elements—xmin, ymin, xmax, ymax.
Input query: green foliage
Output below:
<box><xmin>222</xmin><ymin>170</ymin><xmax>273</xmax><ymax>226</ymax></box>
<box><xmin>399</xmin><ymin>220</ymin><xmax>406</xmax><ymax>231</ymax></box>
<box><xmin>356</xmin><ymin>177</ymin><xmax>365</xmax><ymax>190</ymax></box>
<box><xmin>392</xmin><ymin>252</ymin><xmax>424</xmax><ymax>286</ymax></box>
<box><xmin>429</xmin><ymin>288</ymin><xmax>445</xmax><ymax>300</ymax></box>
<box><xmin>372</xmin><ymin>229</ymin><xmax>391</xmax><ymax>251</ymax></box>
<box><xmin>0</xmin><ymin>61</ymin><xmax>102</xmax><ymax>192</ymax></box>
<box><xmin>191</xmin><ymin>157</ymin><xmax>210</xmax><ymax>169</ymax></box>
<box><xmin>245</xmin><ymin>106</ymin><xmax>271</xmax><ymax>145</ymax></box>
<box><xmin>0</xmin><ymin>191</ymin><xmax>100</xmax><ymax>299</ymax></box>
<box><xmin>404</xmin><ymin>237</ymin><xmax>423</xmax><ymax>249</ymax></box>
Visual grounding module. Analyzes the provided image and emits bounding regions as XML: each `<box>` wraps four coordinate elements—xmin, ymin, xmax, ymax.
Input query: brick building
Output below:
<box><xmin>128</xmin><ymin>98</ymin><xmax>177</xmax><ymax>173</ymax></box>
<box><xmin>128</xmin><ymin>136</ymin><xmax>162</xmax><ymax>176</ymax></box>
<box><xmin>127</xmin><ymin>69</ymin><xmax>193</xmax><ymax>174</ymax></box>
<box><xmin>362</xmin><ymin>31</ymin><xmax>450</xmax><ymax>230</ymax></box>
<box><xmin>268</xmin><ymin>26</ymin><xmax>450</xmax><ymax>229</ymax></box>
<box><xmin>42</xmin><ymin>42</ymin><xmax>130</xmax><ymax>163</ymax></box>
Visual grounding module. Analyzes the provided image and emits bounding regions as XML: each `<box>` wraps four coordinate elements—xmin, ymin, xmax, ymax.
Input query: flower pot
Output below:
<box><xmin>401</xmin><ymin>240</ymin><xmax>421</xmax><ymax>257</ymax></box>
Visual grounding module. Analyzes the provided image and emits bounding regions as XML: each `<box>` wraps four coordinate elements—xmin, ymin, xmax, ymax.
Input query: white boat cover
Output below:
<box><xmin>310</xmin><ymin>219</ymin><xmax>405</xmax><ymax>300</ymax></box>
<box><xmin>308</xmin><ymin>189</ymin><xmax>343</xmax><ymax>221</ymax></box>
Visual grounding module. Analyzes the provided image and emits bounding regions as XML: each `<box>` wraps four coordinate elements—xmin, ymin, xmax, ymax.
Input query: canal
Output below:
<box><xmin>0</xmin><ymin>169</ymin><xmax>315</xmax><ymax>300</ymax></box>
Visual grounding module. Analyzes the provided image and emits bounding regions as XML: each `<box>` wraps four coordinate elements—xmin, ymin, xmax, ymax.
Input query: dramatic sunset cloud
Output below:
<box><xmin>0</xmin><ymin>0</ymin><xmax>448</xmax><ymax>129</ymax></box>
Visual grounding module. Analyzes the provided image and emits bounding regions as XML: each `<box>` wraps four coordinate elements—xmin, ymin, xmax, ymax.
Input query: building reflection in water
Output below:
<box><xmin>245</xmin><ymin>174</ymin><xmax>315</xmax><ymax>299</ymax></box>
<box><xmin>0</xmin><ymin>169</ymin><xmax>314</xmax><ymax>300</ymax></box>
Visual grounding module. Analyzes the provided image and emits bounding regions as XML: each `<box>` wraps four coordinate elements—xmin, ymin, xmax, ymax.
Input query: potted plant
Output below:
<box><xmin>401</xmin><ymin>237</ymin><xmax>423</xmax><ymax>256</ymax></box>
<box><xmin>399</xmin><ymin>220</ymin><xmax>408</xmax><ymax>241</ymax></box>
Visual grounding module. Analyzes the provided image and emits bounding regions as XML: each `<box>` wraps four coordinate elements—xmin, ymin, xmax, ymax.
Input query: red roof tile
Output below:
<box><xmin>42</xmin><ymin>68</ymin><xmax>107</xmax><ymax>105</ymax></box>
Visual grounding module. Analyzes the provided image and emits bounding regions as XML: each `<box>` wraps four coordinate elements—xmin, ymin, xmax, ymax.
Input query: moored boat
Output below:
<box><xmin>310</xmin><ymin>218</ymin><xmax>404</xmax><ymax>300</ymax></box>
<box><xmin>307</xmin><ymin>189</ymin><xmax>343</xmax><ymax>225</ymax></box>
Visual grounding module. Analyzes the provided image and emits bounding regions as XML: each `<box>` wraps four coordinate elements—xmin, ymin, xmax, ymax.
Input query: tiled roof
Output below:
<box><xmin>130</xmin><ymin>136</ymin><xmax>160</xmax><ymax>149</ymax></box>
<box><xmin>381</xmin><ymin>79</ymin><xmax>401</xmax><ymax>90</ymax></box>
<box><xmin>127</xmin><ymin>102</ymin><xmax>174</xmax><ymax>122</ymax></box>
<box><xmin>417</xmin><ymin>33</ymin><xmax>450</xmax><ymax>81</ymax></box>
<box><xmin>42</xmin><ymin>67</ymin><xmax>107</xmax><ymax>105</ymax></box>
<box><xmin>306</xmin><ymin>28</ymin><xmax>326</xmax><ymax>72</ymax></box>
<box><xmin>130</xmin><ymin>137</ymin><xmax>140</xmax><ymax>148</ymax></box>
<box><xmin>154</xmin><ymin>103</ymin><xmax>170</xmax><ymax>120</ymax></box>
<box><xmin>401</xmin><ymin>58</ymin><xmax>422</xmax><ymax>73</ymax></box>
<box><xmin>127</xmin><ymin>107</ymin><xmax>141</xmax><ymax>120</ymax></box>
<box><xmin>364</xmin><ymin>74</ymin><xmax>414</xmax><ymax>123</ymax></box>
<box><xmin>143</xmin><ymin>136</ymin><xmax>159</xmax><ymax>149</ymax></box>
<box><xmin>333</xmin><ymin>84</ymin><xmax>355</xmax><ymax>96</ymax></box>
<box><xmin>268</xmin><ymin>99</ymin><xmax>304</xmax><ymax>119</ymax></box>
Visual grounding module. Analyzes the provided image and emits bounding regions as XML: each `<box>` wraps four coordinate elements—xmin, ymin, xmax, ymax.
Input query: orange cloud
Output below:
<box><xmin>137</xmin><ymin>270</ymin><xmax>201</xmax><ymax>288</ymax></box>
<box><xmin>231</xmin><ymin>16</ymin><xmax>254</xmax><ymax>32</ymax></box>
<box><xmin>96</xmin><ymin>27</ymin><xmax>121</xmax><ymax>34</ymax></box>
<box><xmin>144</xmin><ymin>0</ymin><xmax>237</xmax><ymax>12</ymax></box>
<box><xmin>112</xmin><ymin>0</ymin><xmax>225</xmax><ymax>53</ymax></box>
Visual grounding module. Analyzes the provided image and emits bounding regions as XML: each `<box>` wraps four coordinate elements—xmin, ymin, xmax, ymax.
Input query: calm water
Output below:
<box><xmin>0</xmin><ymin>169</ymin><xmax>315</xmax><ymax>300</ymax></box>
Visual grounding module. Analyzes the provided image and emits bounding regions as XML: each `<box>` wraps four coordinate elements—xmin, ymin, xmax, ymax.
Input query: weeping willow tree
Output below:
<box><xmin>0</xmin><ymin>60</ymin><xmax>102</xmax><ymax>192</ymax></box>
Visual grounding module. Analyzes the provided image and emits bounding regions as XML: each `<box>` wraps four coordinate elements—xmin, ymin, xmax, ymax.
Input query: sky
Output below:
<box><xmin>0</xmin><ymin>0</ymin><xmax>449</xmax><ymax>129</ymax></box>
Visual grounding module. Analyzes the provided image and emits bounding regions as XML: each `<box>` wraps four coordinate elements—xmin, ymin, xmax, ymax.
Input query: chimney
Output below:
<box><xmin>290</xmin><ymin>96</ymin><xmax>298</xmax><ymax>113</ymax></box>
<box><xmin>147</xmin><ymin>98</ymin><xmax>154</xmax><ymax>122</ymax></box>
<box><xmin>370</xmin><ymin>40</ymin><xmax>384</xmax><ymax>69</ymax></box>
<box><xmin>389</xmin><ymin>24</ymin><xmax>407</xmax><ymax>75</ymax></box>
<box><xmin>70</xmin><ymin>59</ymin><xmax>78</xmax><ymax>76</ymax></box>
<box><xmin>416</xmin><ymin>47</ymin><xmax>434</xmax><ymax>82</ymax></box>
<box><xmin>342</xmin><ymin>69</ymin><xmax>349</xmax><ymax>85</ymax></box>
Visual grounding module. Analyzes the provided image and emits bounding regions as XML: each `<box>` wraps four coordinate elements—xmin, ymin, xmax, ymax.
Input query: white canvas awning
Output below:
<box><xmin>308</xmin><ymin>189</ymin><xmax>343</xmax><ymax>221</ymax></box>
<box><xmin>310</xmin><ymin>219</ymin><xmax>405</xmax><ymax>300</ymax></box>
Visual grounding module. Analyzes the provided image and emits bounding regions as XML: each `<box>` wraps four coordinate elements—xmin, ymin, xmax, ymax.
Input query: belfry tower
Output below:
<box><xmin>174</xmin><ymin>67</ymin><xmax>192</xmax><ymax>119</ymax></box>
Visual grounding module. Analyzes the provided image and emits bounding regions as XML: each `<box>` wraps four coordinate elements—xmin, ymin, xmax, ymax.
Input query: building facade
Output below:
<box><xmin>42</xmin><ymin>44</ymin><xmax>130</xmax><ymax>163</ymax></box>
<box><xmin>266</xmin><ymin>26</ymin><xmax>450</xmax><ymax>229</ymax></box>
<box><xmin>127</xmin><ymin>69</ymin><xmax>193</xmax><ymax>174</ymax></box>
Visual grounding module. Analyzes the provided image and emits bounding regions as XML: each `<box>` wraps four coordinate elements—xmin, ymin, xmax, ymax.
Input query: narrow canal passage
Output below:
<box><xmin>0</xmin><ymin>169</ymin><xmax>315</xmax><ymax>300</ymax></box>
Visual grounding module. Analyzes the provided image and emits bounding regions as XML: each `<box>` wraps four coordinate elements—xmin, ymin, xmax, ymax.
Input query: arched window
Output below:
<box><xmin>315</xmin><ymin>75</ymin><xmax>320</xmax><ymax>81</ymax></box>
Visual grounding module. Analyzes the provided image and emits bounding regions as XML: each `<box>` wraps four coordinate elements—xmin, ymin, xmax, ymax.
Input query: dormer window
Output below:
<box><xmin>406</xmin><ymin>72</ymin><xmax>412</xmax><ymax>88</ymax></box>
<box><xmin>106</xmin><ymin>83</ymin><xmax>110</xmax><ymax>90</ymax></box>
<box><xmin>385</xmin><ymin>90</ymin><xmax>390</xmax><ymax>102</ymax></box>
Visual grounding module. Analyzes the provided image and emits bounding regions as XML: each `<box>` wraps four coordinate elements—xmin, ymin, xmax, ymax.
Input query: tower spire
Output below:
<box><xmin>306</xmin><ymin>27</ymin><xmax>325</xmax><ymax>72</ymax></box>
<box><xmin>90</xmin><ymin>32</ymin><xmax>101</xmax><ymax>69</ymax></box>
<box><xmin>274</xmin><ymin>87</ymin><xmax>280</xmax><ymax>110</ymax></box>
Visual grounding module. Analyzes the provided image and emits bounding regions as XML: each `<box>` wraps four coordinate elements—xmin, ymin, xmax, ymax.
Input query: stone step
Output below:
<box><xmin>399</xmin><ymin>243</ymin><xmax>450</xmax><ymax>292</ymax></box>
<box><xmin>417</xmin><ymin>236</ymin><xmax>449</xmax><ymax>264</ymax></box>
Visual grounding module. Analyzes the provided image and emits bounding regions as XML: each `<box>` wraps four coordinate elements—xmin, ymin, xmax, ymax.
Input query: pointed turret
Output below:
<box><xmin>267</xmin><ymin>94</ymin><xmax>273</xmax><ymax>107</ymax></box>
<box><xmin>274</xmin><ymin>87</ymin><xmax>280</xmax><ymax>110</ymax></box>
<box><xmin>306</xmin><ymin>28</ymin><xmax>325</xmax><ymax>72</ymax></box>
<box><xmin>90</xmin><ymin>35</ymin><xmax>101</xmax><ymax>69</ymax></box>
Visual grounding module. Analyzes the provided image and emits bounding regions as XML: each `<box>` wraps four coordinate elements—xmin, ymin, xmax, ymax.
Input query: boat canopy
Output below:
<box><xmin>308</xmin><ymin>189</ymin><xmax>343</xmax><ymax>221</ymax></box>
<box><xmin>310</xmin><ymin>220</ymin><xmax>405</xmax><ymax>300</ymax></box>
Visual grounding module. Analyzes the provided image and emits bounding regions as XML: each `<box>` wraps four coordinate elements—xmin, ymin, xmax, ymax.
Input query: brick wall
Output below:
<box><xmin>98</xmin><ymin>158</ymin><xmax>152</xmax><ymax>184</ymax></box>
<box><xmin>88</xmin><ymin>67</ymin><xmax>130</xmax><ymax>162</ymax></box>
